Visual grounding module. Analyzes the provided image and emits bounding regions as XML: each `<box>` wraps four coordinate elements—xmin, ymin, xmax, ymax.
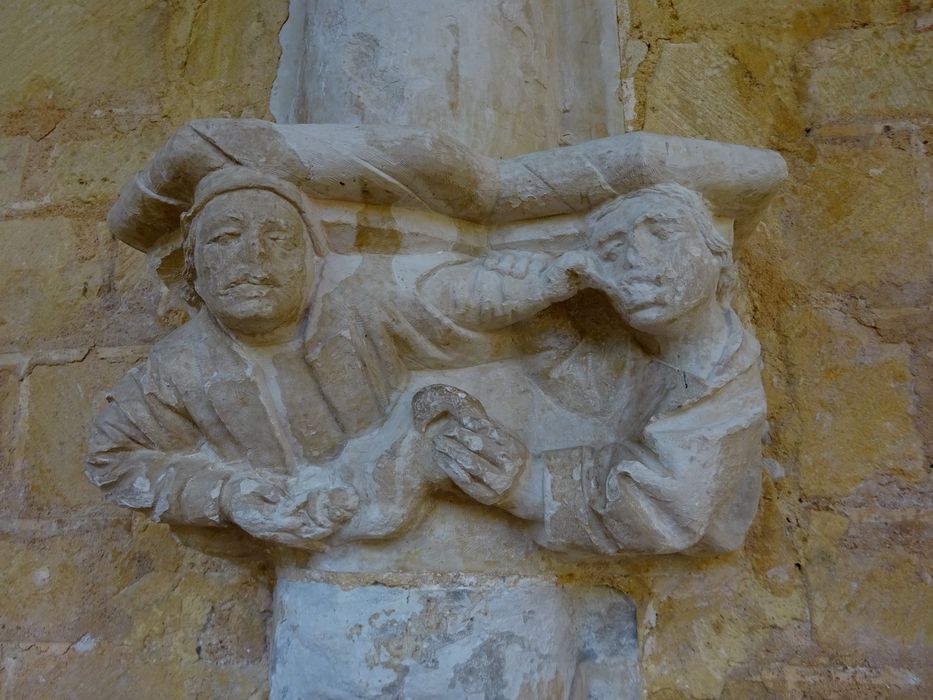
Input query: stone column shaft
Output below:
<box><xmin>272</xmin><ymin>0</ymin><xmax>624</xmax><ymax>156</ymax></box>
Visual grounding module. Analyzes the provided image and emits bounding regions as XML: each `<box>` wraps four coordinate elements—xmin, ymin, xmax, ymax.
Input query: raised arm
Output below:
<box><xmin>418</xmin><ymin>250</ymin><xmax>592</xmax><ymax>331</ymax></box>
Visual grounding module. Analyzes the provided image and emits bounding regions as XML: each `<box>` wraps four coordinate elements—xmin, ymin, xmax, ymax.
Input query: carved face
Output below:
<box><xmin>191</xmin><ymin>189</ymin><xmax>312</xmax><ymax>337</ymax></box>
<box><xmin>590</xmin><ymin>192</ymin><xmax>720</xmax><ymax>333</ymax></box>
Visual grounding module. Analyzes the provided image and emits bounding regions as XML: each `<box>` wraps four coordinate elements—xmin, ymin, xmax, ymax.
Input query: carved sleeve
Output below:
<box><xmin>85</xmin><ymin>361</ymin><xmax>234</xmax><ymax>527</ymax></box>
<box><xmin>419</xmin><ymin>251</ymin><xmax>568</xmax><ymax>331</ymax></box>
<box><xmin>537</xmin><ymin>367</ymin><xmax>766</xmax><ymax>555</ymax></box>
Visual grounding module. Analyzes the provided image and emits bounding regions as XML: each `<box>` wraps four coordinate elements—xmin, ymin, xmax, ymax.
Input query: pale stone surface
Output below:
<box><xmin>83</xmin><ymin>119</ymin><xmax>783</xmax><ymax>696</ymax></box>
<box><xmin>272</xmin><ymin>0</ymin><xmax>624</xmax><ymax>156</ymax></box>
<box><xmin>87</xmin><ymin>121</ymin><xmax>782</xmax><ymax>557</ymax></box>
<box><xmin>271</xmin><ymin>578</ymin><xmax>639</xmax><ymax>699</ymax></box>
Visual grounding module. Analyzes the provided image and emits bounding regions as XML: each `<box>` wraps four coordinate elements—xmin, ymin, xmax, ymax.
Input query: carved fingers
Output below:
<box><xmin>482</xmin><ymin>250</ymin><xmax>550</xmax><ymax>279</ymax></box>
<box><xmin>223</xmin><ymin>472</ymin><xmax>359</xmax><ymax>548</ymax></box>
<box><xmin>412</xmin><ymin>384</ymin><xmax>528</xmax><ymax>506</ymax></box>
<box><xmin>544</xmin><ymin>250</ymin><xmax>598</xmax><ymax>298</ymax></box>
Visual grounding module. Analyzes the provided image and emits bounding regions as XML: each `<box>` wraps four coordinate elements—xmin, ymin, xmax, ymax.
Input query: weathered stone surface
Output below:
<box><xmin>0</xmin><ymin>0</ymin><xmax>168</xmax><ymax>109</ymax></box>
<box><xmin>21</xmin><ymin>126</ymin><xmax>169</xmax><ymax>206</ymax></box>
<box><xmin>21</xmin><ymin>354</ymin><xmax>143</xmax><ymax>517</ymax></box>
<box><xmin>99</xmin><ymin>240</ymin><xmax>183</xmax><ymax>347</ymax></box>
<box><xmin>0</xmin><ymin>136</ymin><xmax>30</xmax><ymax>206</ymax></box>
<box><xmin>644</xmin><ymin>40</ymin><xmax>770</xmax><ymax>147</ymax></box>
<box><xmin>783</xmin><ymin>306</ymin><xmax>925</xmax><ymax>500</ymax></box>
<box><xmin>0</xmin><ymin>218</ymin><xmax>104</xmax><ymax>352</ymax></box>
<box><xmin>775</xmin><ymin>135</ymin><xmax>932</xmax><ymax>307</ymax></box>
<box><xmin>805</xmin><ymin>20</ymin><xmax>933</xmax><ymax>125</ymax></box>
<box><xmin>162</xmin><ymin>0</ymin><xmax>288</xmax><ymax>118</ymax></box>
<box><xmin>663</xmin><ymin>0</ymin><xmax>910</xmax><ymax>32</ymax></box>
<box><xmin>273</xmin><ymin>0</ymin><xmax>624</xmax><ymax>155</ymax></box>
<box><xmin>0</xmin><ymin>643</ymin><xmax>267</xmax><ymax>700</ymax></box>
<box><xmin>0</xmin><ymin>519</ymin><xmax>137</xmax><ymax>642</ymax></box>
<box><xmin>804</xmin><ymin>510</ymin><xmax>933</xmax><ymax>667</ymax></box>
<box><xmin>272</xmin><ymin>578</ymin><xmax>639</xmax><ymax>699</ymax></box>
<box><xmin>639</xmin><ymin>555</ymin><xmax>808</xmax><ymax>699</ymax></box>
<box><xmin>0</xmin><ymin>367</ymin><xmax>21</xmax><ymax>516</ymax></box>
<box><xmin>0</xmin><ymin>518</ymin><xmax>270</xmax><ymax>693</ymax></box>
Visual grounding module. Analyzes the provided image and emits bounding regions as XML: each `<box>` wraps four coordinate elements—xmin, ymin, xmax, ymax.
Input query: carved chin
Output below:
<box><xmin>210</xmin><ymin>295</ymin><xmax>301</xmax><ymax>331</ymax></box>
<box><xmin>625</xmin><ymin>304</ymin><xmax>676</xmax><ymax>330</ymax></box>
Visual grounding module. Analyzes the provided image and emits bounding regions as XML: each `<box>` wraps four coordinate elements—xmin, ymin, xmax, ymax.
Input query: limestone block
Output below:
<box><xmin>644</xmin><ymin>40</ymin><xmax>769</xmax><ymax>148</ymax></box>
<box><xmin>1</xmin><ymin>517</ymin><xmax>269</xmax><ymax>694</ymax></box>
<box><xmin>21</xmin><ymin>354</ymin><xmax>142</xmax><ymax>517</ymax></box>
<box><xmin>805</xmin><ymin>510</ymin><xmax>933</xmax><ymax>666</ymax></box>
<box><xmin>0</xmin><ymin>218</ymin><xmax>104</xmax><ymax>351</ymax></box>
<box><xmin>805</xmin><ymin>20</ymin><xmax>933</xmax><ymax>125</ymax></box>
<box><xmin>664</xmin><ymin>0</ymin><xmax>909</xmax><ymax>32</ymax></box>
<box><xmin>0</xmin><ymin>643</ymin><xmax>267</xmax><ymax>700</ymax></box>
<box><xmin>273</xmin><ymin>0</ymin><xmax>623</xmax><ymax>156</ymax></box>
<box><xmin>100</xmin><ymin>241</ymin><xmax>182</xmax><ymax>348</ymax></box>
<box><xmin>0</xmin><ymin>368</ymin><xmax>21</xmax><ymax>515</ymax></box>
<box><xmin>0</xmin><ymin>519</ymin><xmax>137</xmax><ymax>642</ymax></box>
<box><xmin>0</xmin><ymin>0</ymin><xmax>168</xmax><ymax>108</ymax></box>
<box><xmin>640</xmin><ymin>557</ymin><xmax>808</xmax><ymax>699</ymax></box>
<box><xmin>776</xmin><ymin>137</ymin><xmax>932</xmax><ymax>307</ymax></box>
<box><xmin>0</xmin><ymin>137</ymin><xmax>30</xmax><ymax>206</ymax></box>
<box><xmin>272</xmin><ymin>578</ymin><xmax>639</xmax><ymax>699</ymax></box>
<box><xmin>0</xmin><ymin>521</ymin><xmax>271</xmax><ymax>700</ymax></box>
<box><xmin>727</xmin><ymin>663</ymin><xmax>925</xmax><ymax>698</ymax></box>
<box><xmin>783</xmin><ymin>307</ymin><xmax>925</xmax><ymax>500</ymax></box>
<box><xmin>22</xmin><ymin>126</ymin><xmax>169</xmax><ymax>206</ymax></box>
<box><xmin>162</xmin><ymin>0</ymin><xmax>288</xmax><ymax>117</ymax></box>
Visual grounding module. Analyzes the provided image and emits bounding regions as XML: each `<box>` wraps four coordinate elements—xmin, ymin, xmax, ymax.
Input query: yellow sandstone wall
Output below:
<box><xmin>0</xmin><ymin>1</ymin><xmax>929</xmax><ymax>698</ymax></box>
<box><xmin>0</xmin><ymin>2</ymin><xmax>287</xmax><ymax>697</ymax></box>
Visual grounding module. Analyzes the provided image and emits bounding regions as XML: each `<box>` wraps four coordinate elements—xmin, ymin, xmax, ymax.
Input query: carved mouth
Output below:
<box><xmin>221</xmin><ymin>282</ymin><xmax>274</xmax><ymax>297</ymax></box>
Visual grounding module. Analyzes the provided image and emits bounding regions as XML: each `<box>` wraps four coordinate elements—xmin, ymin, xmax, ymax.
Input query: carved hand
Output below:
<box><xmin>412</xmin><ymin>385</ymin><xmax>528</xmax><ymax>506</ymax></box>
<box><xmin>221</xmin><ymin>471</ymin><xmax>359</xmax><ymax>548</ymax></box>
<box><xmin>542</xmin><ymin>250</ymin><xmax>599</xmax><ymax>301</ymax></box>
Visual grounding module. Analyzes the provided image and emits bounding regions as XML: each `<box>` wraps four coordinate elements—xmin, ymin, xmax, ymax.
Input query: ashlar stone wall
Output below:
<box><xmin>1</xmin><ymin>1</ymin><xmax>930</xmax><ymax>698</ymax></box>
<box><xmin>0</xmin><ymin>2</ymin><xmax>287</xmax><ymax>698</ymax></box>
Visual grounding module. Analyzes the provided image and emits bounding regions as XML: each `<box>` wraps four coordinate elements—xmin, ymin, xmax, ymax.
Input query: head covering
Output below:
<box><xmin>180</xmin><ymin>166</ymin><xmax>329</xmax><ymax>256</ymax></box>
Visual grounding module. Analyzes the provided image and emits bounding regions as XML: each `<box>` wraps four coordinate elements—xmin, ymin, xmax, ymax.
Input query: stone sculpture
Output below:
<box><xmin>86</xmin><ymin>118</ymin><xmax>785</xmax><ymax>698</ymax></box>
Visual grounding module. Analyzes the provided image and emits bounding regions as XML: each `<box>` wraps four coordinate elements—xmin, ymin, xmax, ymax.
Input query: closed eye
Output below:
<box><xmin>207</xmin><ymin>230</ymin><xmax>241</xmax><ymax>244</ymax></box>
<box><xmin>600</xmin><ymin>241</ymin><xmax>626</xmax><ymax>262</ymax></box>
<box><xmin>265</xmin><ymin>230</ymin><xmax>299</xmax><ymax>246</ymax></box>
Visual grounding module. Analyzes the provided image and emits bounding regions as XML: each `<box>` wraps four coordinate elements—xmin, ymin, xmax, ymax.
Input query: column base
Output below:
<box><xmin>270</xmin><ymin>574</ymin><xmax>640</xmax><ymax>699</ymax></box>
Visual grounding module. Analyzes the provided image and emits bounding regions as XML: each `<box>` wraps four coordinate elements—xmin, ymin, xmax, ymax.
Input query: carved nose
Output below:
<box><xmin>240</xmin><ymin>230</ymin><xmax>268</xmax><ymax>262</ymax></box>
